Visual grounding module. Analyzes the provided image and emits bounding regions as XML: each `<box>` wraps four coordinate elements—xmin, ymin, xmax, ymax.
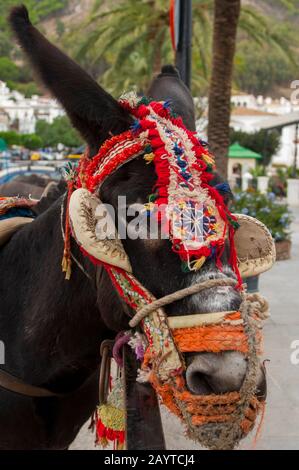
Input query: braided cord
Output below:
<box><xmin>129</xmin><ymin>278</ymin><xmax>236</xmax><ymax>327</ymax></box>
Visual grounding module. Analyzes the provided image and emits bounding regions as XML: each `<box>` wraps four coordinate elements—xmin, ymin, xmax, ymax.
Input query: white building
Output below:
<box><xmin>230</xmin><ymin>93</ymin><xmax>299</xmax><ymax>169</ymax></box>
<box><xmin>0</xmin><ymin>107</ymin><xmax>9</xmax><ymax>132</ymax></box>
<box><xmin>195</xmin><ymin>92</ymin><xmax>299</xmax><ymax>169</ymax></box>
<box><xmin>230</xmin><ymin>106</ymin><xmax>277</xmax><ymax>133</ymax></box>
<box><xmin>0</xmin><ymin>81</ymin><xmax>64</xmax><ymax>134</ymax></box>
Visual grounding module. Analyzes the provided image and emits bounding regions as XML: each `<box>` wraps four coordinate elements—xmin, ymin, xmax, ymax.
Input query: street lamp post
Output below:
<box><xmin>171</xmin><ymin>0</ymin><xmax>192</xmax><ymax>89</ymax></box>
<box><xmin>293</xmin><ymin>122</ymin><xmax>299</xmax><ymax>177</ymax></box>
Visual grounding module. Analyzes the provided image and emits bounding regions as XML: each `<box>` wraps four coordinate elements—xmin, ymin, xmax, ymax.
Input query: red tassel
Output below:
<box><xmin>151</xmin><ymin>138</ymin><xmax>164</xmax><ymax>149</ymax></box>
<box><xmin>139</xmin><ymin>119</ymin><xmax>156</xmax><ymax>130</ymax></box>
<box><xmin>136</xmin><ymin>104</ymin><xmax>150</xmax><ymax>118</ymax></box>
<box><xmin>96</xmin><ymin>419</ymin><xmax>125</xmax><ymax>446</ymax></box>
<box><xmin>61</xmin><ymin>181</ymin><xmax>74</xmax><ymax>280</ymax></box>
<box><xmin>148</xmin><ymin>128</ymin><xmax>161</xmax><ymax>139</ymax></box>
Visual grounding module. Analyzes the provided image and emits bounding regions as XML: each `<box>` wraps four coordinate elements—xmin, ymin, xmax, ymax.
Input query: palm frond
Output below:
<box><xmin>70</xmin><ymin>0</ymin><xmax>298</xmax><ymax>96</ymax></box>
<box><xmin>114</xmin><ymin>32</ymin><xmax>149</xmax><ymax>71</ymax></box>
<box><xmin>240</xmin><ymin>5</ymin><xmax>297</xmax><ymax>65</ymax></box>
<box><xmin>91</xmin><ymin>23</ymin><xmax>143</xmax><ymax>64</ymax></box>
<box><xmin>76</xmin><ymin>25</ymin><xmax>111</xmax><ymax>60</ymax></box>
<box><xmin>88</xmin><ymin>5</ymin><xmax>133</xmax><ymax>23</ymax></box>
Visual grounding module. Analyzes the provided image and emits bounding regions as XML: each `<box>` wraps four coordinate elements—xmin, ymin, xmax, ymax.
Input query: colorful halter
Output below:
<box><xmin>93</xmin><ymin>267</ymin><xmax>266</xmax><ymax>450</ymax></box>
<box><xmin>62</xmin><ymin>94</ymin><xmax>268</xmax><ymax>450</ymax></box>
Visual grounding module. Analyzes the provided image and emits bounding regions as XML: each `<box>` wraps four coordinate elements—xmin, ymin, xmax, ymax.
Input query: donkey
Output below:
<box><xmin>0</xmin><ymin>6</ymin><xmax>266</xmax><ymax>449</ymax></box>
<box><xmin>0</xmin><ymin>175</ymin><xmax>63</xmax><ymax>200</ymax></box>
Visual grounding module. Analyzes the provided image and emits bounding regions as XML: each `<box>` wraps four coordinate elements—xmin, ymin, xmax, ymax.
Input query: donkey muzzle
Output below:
<box><xmin>185</xmin><ymin>351</ymin><xmax>267</xmax><ymax>399</ymax></box>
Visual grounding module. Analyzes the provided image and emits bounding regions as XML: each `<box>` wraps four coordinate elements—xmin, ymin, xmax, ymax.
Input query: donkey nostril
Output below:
<box><xmin>185</xmin><ymin>353</ymin><xmax>267</xmax><ymax>398</ymax></box>
<box><xmin>186</xmin><ymin>370</ymin><xmax>214</xmax><ymax>395</ymax></box>
<box><xmin>185</xmin><ymin>354</ymin><xmax>217</xmax><ymax>395</ymax></box>
<box><xmin>185</xmin><ymin>352</ymin><xmax>248</xmax><ymax>395</ymax></box>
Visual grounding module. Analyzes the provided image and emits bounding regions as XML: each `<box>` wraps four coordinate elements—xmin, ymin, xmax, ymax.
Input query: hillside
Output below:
<box><xmin>244</xmin><ymin>0</ymin><xmax>299</xmax><ymax>20</ymax></box>
<box><xmin>235</xmin><ymin>0</ymin><xmax>299</xmax><ymax>97</ymax></box>
<box><xmin>0</xmin><ymin>0</ymin><xmax>96</xmax><ymax>96</ymax></box>
<box><xmin>39</xmin><ymin>0</ymin><xmax>94</xmax><ymax>35</ymax></box>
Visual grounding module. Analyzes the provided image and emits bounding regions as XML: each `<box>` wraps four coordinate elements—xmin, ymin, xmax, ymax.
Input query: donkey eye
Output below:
<box><xmin>117</xmin><ymin>173</ymin><xmax>133</xmax><ymax>182</ymax></box>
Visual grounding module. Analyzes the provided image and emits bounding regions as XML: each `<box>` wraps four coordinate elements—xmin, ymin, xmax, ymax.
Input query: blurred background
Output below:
<box><xmin>1</xmin><ymin>1</ymin><xmax>299</xmax><ymax>200</ymax></box>
<box><xmin>0</xmin><ymin>0</ymin><xmax>299</xmax><ymax>449</ymax></box>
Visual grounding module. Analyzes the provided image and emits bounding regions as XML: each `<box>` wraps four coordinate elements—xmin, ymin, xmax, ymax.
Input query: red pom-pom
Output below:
<box><xmin>139</xmin><ymin>119</ymin><xmax>156</xmax><ymax>130</ymax></box>
<box><xmin>136</xmin><ymin>104</ymin><xmax>150</xmax><ymax>118</ymax></box>
<box><xmin>151</xmin><ymin>137</ymin><xmax>164</xmax><ymax>149</ymax></box>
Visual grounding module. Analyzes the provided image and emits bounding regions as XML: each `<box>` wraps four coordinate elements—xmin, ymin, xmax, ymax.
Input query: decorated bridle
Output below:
<box><xmin>63</xmin><ymin>94</ymin><xmax>275</xmax><ymax>450</ymax></box>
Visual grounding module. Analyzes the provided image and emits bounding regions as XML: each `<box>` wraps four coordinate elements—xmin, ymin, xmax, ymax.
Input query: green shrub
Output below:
<box><xmin>20</xmin><ymin>134</ymin><xmax>43</xmax><ymax>150</ymax></box>
<box><xmin>269</xmin><ymin>166</ymin><xmax>299</xmax><ymax>197</ymax></box>
<box><xmin>0</xmin><ymin>131</ymin><xmax>42</xmax><ymax>149</ymax></box>
<box><xmin>0</xmin><ymin>131</ymin><xmax>21</xmax><ymax>146</ymax></box>
<box><xmin>250</xmin><ymin>165</ymin><xmax>267</xmax><ymax>178</ymax></box>
<box><xmin>0</xmin><ymin>57</ymin><xmax>20</xmax><ymax>82</ymax></box>
<box><xmin>231</xmin><ymin>190</ymin><xmax>292</xmax><ymax>242</ymax></box>
<box><xmin>6</xmin><ymin>81</ymin><xmax>42</xmax><ymax>97</ymax></box>
<box><xmin>230</xmin><ymin>128</ymin><xmax>281</xmax><ymax>166</ymax></box>
<box><xmin>36</xmin><ymin>116</ymin><xmax>82</xmax><ymax>148</ymax></box>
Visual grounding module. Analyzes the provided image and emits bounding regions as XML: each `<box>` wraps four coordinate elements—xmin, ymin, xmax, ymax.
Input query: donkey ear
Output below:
<box><xmin>9</xmin><ymin>6</ymin><xmax>132</xmax><ymax>153</ymax></box>
<box><xmin>69</xmin><ymin>188</ymin><xmax>132</xmax><ymax>272</ymax></box>
<box><xmin>147</xmin><ymin>65</ymin><xmax>196</xmax><ymax>131</ymax></box>
<box><xmin>234</xmin><ymin>214</ymin><xmax>276</xmax><ymax>278</ymax></box>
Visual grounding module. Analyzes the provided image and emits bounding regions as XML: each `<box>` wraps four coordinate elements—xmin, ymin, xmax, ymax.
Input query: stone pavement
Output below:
<box><xmin>70</xmin><ymin>208</ymin><xmax>299</xmax><ymax>450</ymax></box>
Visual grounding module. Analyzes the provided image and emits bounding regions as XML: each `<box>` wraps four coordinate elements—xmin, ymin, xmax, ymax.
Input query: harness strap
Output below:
<box><xmin>0</xmin><ymin>368</ymin><xmax>61</xmax><ymax>398</ymax></box>
<box><xmin>129</xmin><ymin>278</ymin><xmax>237</xmax><ymax>327</ymax></box>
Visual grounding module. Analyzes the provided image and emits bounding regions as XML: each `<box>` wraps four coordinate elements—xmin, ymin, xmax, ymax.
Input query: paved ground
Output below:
<box><xmin>70</xmin><ymin>208</ymin><xmax>299</xmax><ymax>450</ymax></box>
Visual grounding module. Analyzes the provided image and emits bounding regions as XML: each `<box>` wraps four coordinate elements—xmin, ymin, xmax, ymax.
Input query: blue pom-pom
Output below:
<box><xmin>208</xmin><ymin>246</ymin><xmax>217</xmax><ymax>260</ymax></box>
<box><xmin>163</xmin><ymin>99</ymin><xmax>172</xmax><ymax>109</ymax></box>
<box><xmin>215</xmin><ymin>182</ymin><xmax>231</xmax><ymax>194</ymax></box>
<box><xmin>173</xmin><ymin>142</ymin><xmax>183</xmax><ymax>156</ymax></box>
<box><xmin>131</xmin><ymin>119</ymin><xmax>141</xmax><ymax>133</ymax></box>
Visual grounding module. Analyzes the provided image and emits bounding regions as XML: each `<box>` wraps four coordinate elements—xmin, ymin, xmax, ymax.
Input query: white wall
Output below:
<box><xmin>0</xmin><ymin>80</ymin><xmax>64</xmax><ymax>135</ymax></box>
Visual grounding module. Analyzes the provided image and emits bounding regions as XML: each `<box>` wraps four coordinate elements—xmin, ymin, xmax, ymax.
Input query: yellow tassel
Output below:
<box><xmin>202</xmin><ymin>153</ymin><xmax>215</xmax><ymax>166</ymax></box>
<box><xmin>144</xmin><ymin>152</ymin><xmax>155</xmax><ymax>164</ymax></box>
<box><xmin>191</xmin><ymin>256</ymin><xmax>206</xmax><ymax>271</ymax></box>
<box><xmin>65</xmin><ymin>261</ymin><xmax>72</xmax><ymax>280</ymax></box>
<box><xmin>144</xmin><ymin>202</ymin><xmax>155</xmax><ymax>212</ymax></box>
<box><xmin>61</xmin><ymin>255</ymin><xmax>67</xmax><ymax>272</ymax></box>
<box><xmin>62</xmin><ymin>255</ymin><xmax>72</xmax><ymax>280</ymax></box>
<box><xmin>98</xmin><ymin>403</ymin><xmax>125</xmax><ymax>431</ymax></box>
<box><xmin>99</xmin><ymin>436</ymin><xmax>109</xmax><ymax>448</ymax></box>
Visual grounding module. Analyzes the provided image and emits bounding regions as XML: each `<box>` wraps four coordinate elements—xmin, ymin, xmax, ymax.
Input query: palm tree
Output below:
<box><xmin>73</xmin><ymin>0</ymin><xmax>220</xmax><ymax>95</ymax></box>
<box><xmin>74</xmin><ymin>0</ymin><xmax>295</xmax><ymax>98</ymax></box>
<box><xmin>207</xmin><ymin>1</ymin><xmax>297</xmax><ymax>178</ymax></box>
<box><xmin>207</xmin><ymin>0</ymin><xmax>241</xmax><ymax>178</ymax></box>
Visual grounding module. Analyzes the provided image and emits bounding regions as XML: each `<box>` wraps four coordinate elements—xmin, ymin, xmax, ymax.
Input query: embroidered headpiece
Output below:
<box><xmin>76</xmin><ymin>94</ymin><xmax>241</xmax><ymax>282</ymax></box>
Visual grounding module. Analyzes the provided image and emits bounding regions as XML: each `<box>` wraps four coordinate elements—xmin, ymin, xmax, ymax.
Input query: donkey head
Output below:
<box><xmin>9</xmin><ymin>6</ymin><xmax>270</xmax><ymax>400</ymax></box>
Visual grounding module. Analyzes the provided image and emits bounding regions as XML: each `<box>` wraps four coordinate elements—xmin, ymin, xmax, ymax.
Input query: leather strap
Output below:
<box><xmin>0</xmin><ymin>368</ymin><xmax>61</xmax><ymax>398</ymax></box>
